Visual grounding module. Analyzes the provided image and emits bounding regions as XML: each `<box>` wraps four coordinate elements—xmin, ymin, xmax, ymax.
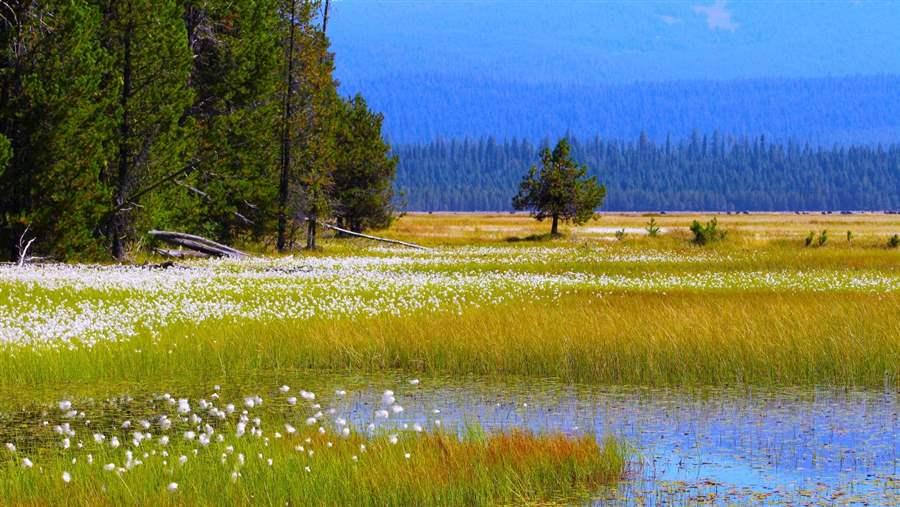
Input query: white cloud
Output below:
<box><xmin>659</xmin><ymin>15</ymin><xmax>682</xmax><ymax>25</ymax></box>
<box><xmin>692</xmin><ymin>0</ymin><xmax>739</xmax><ymax>31</ymax></box>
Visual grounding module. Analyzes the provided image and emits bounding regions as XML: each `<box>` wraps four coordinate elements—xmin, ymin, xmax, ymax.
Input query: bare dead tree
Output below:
<box><xmin>317</xmin><ymin>220</ymin><xmax>429</xmax><ymax>250</ymax></box>
<box><xmin>15</xmin><ymin>225</ymin><xmax>35</xmax><ymax>266</ymax></box>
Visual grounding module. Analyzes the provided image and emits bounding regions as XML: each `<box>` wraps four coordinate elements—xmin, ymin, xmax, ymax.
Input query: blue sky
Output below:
<box><xmin>328</xmin><ymin>0</ymin><xmax>900</xmax><ymax>86</ymax></box>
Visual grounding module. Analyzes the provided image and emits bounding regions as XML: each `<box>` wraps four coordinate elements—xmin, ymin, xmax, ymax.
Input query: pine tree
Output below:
<box><xmin>332</xmin><ymin>95</ymin><xmax>399</xmax><ymax>232</ymax></box>
<box><xmin>512</xmin><ymin>138</ymin><xmax>605</xmax><ymax>235</ymax></box>
<box><xmin>278</xmin><ymin>0</ymin><xmax>338</xmax><ymax>250</ymax></box>
<box><xmin>0</xmin><ymin>1</ymin><xmax>113</xmax><ymax>259</ymax></box>
<box><xmin>180</xmin><ymin>0</ymin><xmax>283</xmax><ymax>243</ymax></box>
<box><xmin>1</xmin><ymin>1</ymin><xmax>395</xmax><ymax>259</ymax></box>
<box><xmin>96</xmin><ymin>0</ymin><xmax>195</xmax><ymax>260</ymax></box>
<box><xmin>0</xmin><ymin>134</ymin><xmax>9</xmax><ymax>172</ymax></box>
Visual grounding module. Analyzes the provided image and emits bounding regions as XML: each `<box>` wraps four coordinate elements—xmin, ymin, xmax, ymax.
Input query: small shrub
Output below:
<box><xmin>689</xmin><ymin>217</ymin><xmax>726</xmax><ymax>245</ymax></box>
<box><xmin>805</xmin><ymin>231</ymin><xmax>815</xmax><ymax>247</ymax></box>
<box><xmin>646</xmin><ymin>218</ymin><xmax>660</xmax><ymax>237</ymax></box>
<box><xmin>817</xmin><ymin>230</ymin><xmax>828</xmax><ymax>247</ymax></box>
<box><xmin>889</xmin><ymin>234</ymin><xmax>900</xmax><ymax>248</ymax></box>
<box><xmin>846</xmin><ymin>231</ymin><xmax>853</xmax><ymax>243</ymax></box>
<box><xmin>614</xmin><ymin>229</ymin><xmax>626</xmax><ymax>241</ymax></box>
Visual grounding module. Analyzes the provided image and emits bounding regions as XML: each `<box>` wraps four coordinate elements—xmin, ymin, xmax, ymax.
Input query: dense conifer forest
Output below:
<box><xmin>394</xmin><ymin>134</ymin><xmax>900</xmax><ymax>212</ymax></box>
<box><xmin>0</xmin><ymin>0</ymin><xmax>396</xmax><ymax>260</ymax></box>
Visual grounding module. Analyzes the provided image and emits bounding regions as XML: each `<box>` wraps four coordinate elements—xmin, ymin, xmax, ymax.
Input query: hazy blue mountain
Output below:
<box><xmin>344</xmin><ymin>75</ymin><xmax>900</xmax><ymax>145</ymax></box>
<box><xmin>328</xmin><ymin>1</ymin><xmax>900</xmax><ymax>144</ymax></box>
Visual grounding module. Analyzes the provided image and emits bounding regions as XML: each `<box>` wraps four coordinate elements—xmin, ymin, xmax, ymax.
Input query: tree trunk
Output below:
<box><xmin>149</xmin><ymin>230</ymin><xmax>249</xmax><ymax>258</ymax></box>
<box><xmin>322</xmin><ymin>0</ymin><xmax>331</xmax><ymax>33</ymax></box>
<box><xmin>277</xmin><ymin>0</ymin><xmax>298</xmax><ymax>252</ymax></box>
<box><xmin>551</xmin><ymin>214</ymin><xmax>559</xmax><ymax>235</ymax></box>
<box><xmin>318</xmin><ymin>221</ymin><xmax>430</xmax><ymax>250</ymax></box>
<box><xmin>112</xmin><ymin>22</ymin><xmax>133</xmax><ymax>261</ymax></box>
<box><xmin>306</xmin><ymin>216</ymin><xmax>317</xmax><ymax>249</ymax></box>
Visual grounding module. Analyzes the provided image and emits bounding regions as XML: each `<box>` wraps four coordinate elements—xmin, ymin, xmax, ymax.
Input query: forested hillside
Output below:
<box><xmin>328</xmin><ymin>2</ymin><xmax>900</xmax><ymax>146</ymax></box>
<box><xmin>350</xmin><ymin>75</ymin><xmax>900</xmax><ymax>145</ymax></box>
<box><xmin>395</xmin><ymin>134</ymin><xmax>900</xmax><ymax>212</ymax></box>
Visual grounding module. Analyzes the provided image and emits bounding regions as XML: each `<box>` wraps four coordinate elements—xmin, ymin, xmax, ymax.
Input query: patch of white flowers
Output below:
<box><xmin>0</xmin><ymin>380</ymin><xmax>435</xmax><ymax>486</ymax></box>
<box><xmin>0</xmin><ymin>246</ymin><xmax>896</xmax><ymax>346</ymax></box>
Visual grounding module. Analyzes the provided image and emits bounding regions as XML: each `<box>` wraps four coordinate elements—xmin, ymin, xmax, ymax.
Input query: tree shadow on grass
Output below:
<box><xmin>505</xmin><ymin>232</ymin><xmax>563</xmax><ymax>242</ymax></box>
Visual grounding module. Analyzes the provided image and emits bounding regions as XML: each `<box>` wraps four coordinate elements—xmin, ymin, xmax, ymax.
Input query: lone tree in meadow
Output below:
<box><xmin>512</xmin><ymin>138</ymin><xmax>606</xmax><ymax>235</ymax></box>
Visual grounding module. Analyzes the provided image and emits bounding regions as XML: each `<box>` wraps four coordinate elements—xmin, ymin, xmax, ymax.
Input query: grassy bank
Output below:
<box><xmin>383</xmin><ymin>212</ymin><xmax>900</xmax><ymax>245</ymax></box>
<box><xmin>3</xmin><ymin>290</ymin><xmax>896</xmax><ymax>387</ymax></box>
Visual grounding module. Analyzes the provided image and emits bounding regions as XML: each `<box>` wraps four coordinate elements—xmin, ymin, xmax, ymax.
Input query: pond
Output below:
<box><xmin>2</xmin><ymin>374</ymin><xmax>897</xmax><ymax>505</ymax></box>
<box><xmin>318</xmin><ymin>376</ymin><xmax>899</xmax><ymax>505</ymax></box>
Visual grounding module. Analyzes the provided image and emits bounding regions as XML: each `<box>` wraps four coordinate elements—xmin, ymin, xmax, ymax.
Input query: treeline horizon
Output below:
<box><xmin>0</xmin><ymin>0</ymin><xmax>397</xmax><ymax>261</ymax></box>
<box><xmin>394</xmin><ymin>133</ymin><xmax>900</xmax><ymax>212</ymax></box>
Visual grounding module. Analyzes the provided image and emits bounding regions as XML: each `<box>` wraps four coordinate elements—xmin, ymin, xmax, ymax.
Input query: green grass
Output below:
<box><xmin>1</xmin><ymin>236</ymin><xmax>898</xmax><ymax>388</ymax></box>
<box><xmin>2</xmin><ymin>290</ymin><xmax>896</xmax><ymax>388</ymax></box>
<box><xmin>1</xmin><ymin>425</ymin><xmax>626</xmax><ymax>506</ymax></box>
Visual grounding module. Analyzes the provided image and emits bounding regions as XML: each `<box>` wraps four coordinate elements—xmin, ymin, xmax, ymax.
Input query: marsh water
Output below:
<box><xmin>322</xmin><ymin>375</ymin><xmax>899</xmax><ymax>505</ymax></box>
<box><xmin>2</xmin><ymin>374</ymin><xmax>897</xmax><ymax>505</ymax></box>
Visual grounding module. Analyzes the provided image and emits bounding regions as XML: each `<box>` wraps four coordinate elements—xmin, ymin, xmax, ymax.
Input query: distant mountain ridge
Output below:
<box><xmin>327</xmin><ymin>2</ymin><xmax>900</xmax><ymax>210</ymax></box>
<box><xmin>344</xmin><ymin>74</ymin><xmax>900</xmax><ymax>146</ymax></box>
<box><xmin>327</xmin><ymin>1</ymin><xmax>900</xmax><ymax>145</ymax></box>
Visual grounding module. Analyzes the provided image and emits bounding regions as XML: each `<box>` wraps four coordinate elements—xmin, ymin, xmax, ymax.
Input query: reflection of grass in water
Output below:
<box><xmin>1</xmin><ymin>291</ymin><xmax>896</xmax><ymax>387</ymax></box>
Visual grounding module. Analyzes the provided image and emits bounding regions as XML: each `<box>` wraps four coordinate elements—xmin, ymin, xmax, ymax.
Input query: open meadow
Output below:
<box><xmin>1</xmin><ymin>213</ymin><xmax>898</xmax><ymax>505</ymax></box>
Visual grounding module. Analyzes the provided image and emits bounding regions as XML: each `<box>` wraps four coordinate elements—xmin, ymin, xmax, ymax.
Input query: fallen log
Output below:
<box><xmin>149</xmin><ymin>230</ymin><xmax>250</xmax><ymax>259</ymax></box>
<box><xmin>318</xmin><ymin>221</ymin><xmax>430</xmax><ymax>251</ymax></box>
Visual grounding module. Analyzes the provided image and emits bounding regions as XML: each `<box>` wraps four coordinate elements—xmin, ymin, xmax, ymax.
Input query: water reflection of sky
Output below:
<box><xmin>334</xmin><ymin>378</ymin><xmax>899</xmax><ymax>505</ymax></box>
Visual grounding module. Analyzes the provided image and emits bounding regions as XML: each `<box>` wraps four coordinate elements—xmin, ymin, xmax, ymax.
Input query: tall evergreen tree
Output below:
<box><xmin>179</xmin><ymin>0</ymin><xmax>282</xmax><ymax>243</ymax></box>
<box><xmin>96</xmin><ymin>0</ymin><xmax>195</xmax><ymax>260</ymax></box>
<box><xmin>332</xmin><ymin>94</ymin><xmax>398</xmax><ymax>232</ymax></box>
<box><xmin>512</xmin><ymin>138</ymin><xmax>606</xmax><ymax>235</ymax></box>
<box><xmin>0</xmin><ymin>1</ymin><xmax>394</xmax><ymax>259</ymax></box>
<box><xmin>0</xmin><ymin>1</ymin><xmax>112</xmax><ymax>259</ymax></box>
<box><xmin>278</xmin><ymin>0</ymin><xmax>338</xmax><ymax>250</ymax></box>
<box><xmin>0</xmin><ymin>133</ymin><xmax>9</xmax><ymax>172</ymax></box>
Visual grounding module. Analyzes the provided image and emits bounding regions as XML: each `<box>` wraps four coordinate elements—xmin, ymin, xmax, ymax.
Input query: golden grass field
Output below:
<box><xmin>385</xmin><ymin>211</ymin><xmax>900</xmax><ymax>243</ymax></box>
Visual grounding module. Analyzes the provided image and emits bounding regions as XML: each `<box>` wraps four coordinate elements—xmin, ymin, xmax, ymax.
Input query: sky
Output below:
<box><xmin>327</xmin><ymin>0</ymin><xmax>900</xmax><ymax>87</ymax></box>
